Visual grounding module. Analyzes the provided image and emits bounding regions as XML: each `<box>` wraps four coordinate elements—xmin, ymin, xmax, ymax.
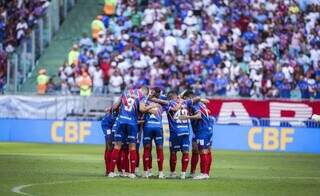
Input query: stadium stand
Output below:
<box><xmin>0</xmin><ymin>0</ymin><xmax>50</xmax><ymax>53</ymax></box>
<box><xmin>20</xmin><ymin>0</ymin><xmax>102</xmax><ymax>92</ymax></box>
<box><xmin>52</xmin><ymin>0</ymin><xmax>320</xmax><ymax>99</ymax></box>
<box><xmin>0</xmin><ymin>0</ymin><xmax>50</xmax><ymax>92</ymax></box>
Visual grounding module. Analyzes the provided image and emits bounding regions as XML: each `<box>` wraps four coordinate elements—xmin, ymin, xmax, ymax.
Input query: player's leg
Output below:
<box><xmin>193</xmin><ymin>137</ymin><xmax>209</xmax><ymax>180</ymax></box>
<box><xmin>104</xmin><ymin>136</ymin><xmax>108</xmax><ymax>175</ymax></box>
<box><xmin>207</xmin><ymin>133</ymin><xmax>213</xmax><ymax>175</ymax></box>
<box><xmin>108</xmin><ymin>124</ymin><xmax>124</xmax><ymax>177</ymax></box>
<box><xmin>148</xmin><ymin>143</ymin><xmax>153</xmax><ymax>175</ymax></box>
<box><xmin>119</xmin><ymin>140</ymin><xmax>129</xmax><ymax>177</ymax></box>
<box><xmin>207</xmin><ymin>149</ymin><xmax>212</xmax><ymax>175</ymax></box>
<box><xmin>148</xmin><ymin>131</ymin><xmax>156</xmax><ymax>177</ymax></box>
<box><xmin>190</xmin><ymin>138</ymin><xmax>199</xmax><ymax>178</ymax></box>
<box><xmin>194</xmin><ymin>133</ymin><xmax>212</xmax><ymax>180</ymax></box>
<box><xmin>101</xmin><ymin>119</ymin><xmax>112</xmax><ymax>176</ymax></box>
<box><xmin>142</xmin><ymin>127</ymin><xmax>152</xmax><ymax>178</ymax></box>
<box><xmin>169</xmin><ymin>135</ymin><xmax>178</xmax><ymax>178</ymax></box>
<box><xmin>180</xmin><ymin>135</ymin><xmax>190</xmax><ymax>180</ymax></box>
<box><xmin>109</xmin><ymin>141</ymin><xmax>122</xmax><ymax>177</ymax></box>
<box><xmin>117</xmin><ymin>147</ymin><xmax>123</xmax><ymax>174</ymax></box>
<box><xmin>105</xmin><ymin>138</ymin><xmax>113</xmax><ymax>176</ymax></box>
<box><xmin>155</xmin><ymin>128</ymin><xmax>164</xmax><ymax>178</ymax></box>
<box><xmin>135</xmin><ymin>127</ymin><xmax>142</xmax><ymax>175</ymax></box>
<box><xmin>128</xmin><ymin>124</ymin><xmax>139</xmax><ymax>178</ymax></box>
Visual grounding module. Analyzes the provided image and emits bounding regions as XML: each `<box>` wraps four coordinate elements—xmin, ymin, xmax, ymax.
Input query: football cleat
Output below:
<box><xmin>135</xmin><ymin>168</ymin><xmax>141</xmax><ymax>177</ymax></box>
<box><xmin>158</xmin><ymin>171</ymin><xmax>165</xmax><ymax>179</ymax></box>
<box><xmin>180</xmin><ymin>172</ymin><xmax>186</xmax><ymax>180</ymax></box>
<box><xmin>168</xmin><ymin>172</ymin><xmax>177</xmax><ymax>179</ymax></box>
<box><xmin>120</xmin><ymin>171</ymin><xmax>128</xmax><ymax>177</ymax></box>
<box><xmin>147</xmin><ymin>169</ymin><xmax>153</xmax><ymax>178</ymax></box>
<box><xmin>108</xmin><ymin>172</ymin><xmax>116</xmax><ymax>178</ymax></box>
<box><xmin>143</xmin><ymin>171</ymin><xmax>149</xmax><ymax>178</ymax></box>
<box><xmin>193</xmin><ymin>174</ymin><xmax>209</xmax><ymax>180</ymax></box>
<box><xmin>128</xmin><ymin>173</ymin><xmax>136</xmax><ymax>179</ymax></box>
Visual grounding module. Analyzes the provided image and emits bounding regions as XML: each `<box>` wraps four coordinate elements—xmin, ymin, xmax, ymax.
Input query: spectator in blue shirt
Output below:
<box><xmin>315</xmin><ymin>76</ymin><xmax>320</xmax><ymax>99</ymax></box>
<box><xmin>297</xmin><ymin>75</ymin><xmax>310</xmax><ymax>99</ymax></box>
<box><xmin>214</xmin><ymin>73</ymin><xmax>228</xmax><ymax>96</ymax></box>
<box><xmin>0</xmin><ymin>17</ymin><xmax>5</xmax><ymax>48</ymax></box>
<box><xmin>278</xmin><ymin>79</ymin><xmax>291</xmax><ymax>98</ymax></box>
<box><xmin>238</xmin><ymin>74</ymin><xmax>252</xmax><ymax>97</ymax></box>
<box><xmin>242</xmin><ymin>27</ymin><xmax>256</xmax><ymax>44</ymax></box>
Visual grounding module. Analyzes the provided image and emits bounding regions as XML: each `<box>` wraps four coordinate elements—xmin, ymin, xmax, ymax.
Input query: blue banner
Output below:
<box><xmin>0</xmin><ymin>119</ymin><xmax>319</xmax><ymax>153</ymax></box>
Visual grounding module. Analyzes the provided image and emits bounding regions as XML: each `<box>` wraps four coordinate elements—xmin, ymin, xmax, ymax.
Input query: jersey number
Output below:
<box><xmin>124</xmin><ymin>98</ymin><xmax>135</xmax><ymax>112</ymax></box>
<box><xmin>174</xmin><ymin>109</ymin><xmax>188</xmax><ymax>123</ymax></box>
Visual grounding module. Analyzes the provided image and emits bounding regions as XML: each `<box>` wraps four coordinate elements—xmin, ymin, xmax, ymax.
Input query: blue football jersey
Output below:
<box><xmin>144</xmin><ymin>100</ymin><xmax>163</xmax><ymax>128</ymax></box>
<box><xmin>165</xmin><ymin>99</ymin><xmax>193</xmax><ymax>136</ymax></box>
<box><xmin>118</xmin><ymin>91</ymin><xmax>140</xmax><ymax>125</ymax></box>
<box><xmin>192</xmin><ymin>102</ymin><xmax>213</xmax><ymax>135</ymax></box>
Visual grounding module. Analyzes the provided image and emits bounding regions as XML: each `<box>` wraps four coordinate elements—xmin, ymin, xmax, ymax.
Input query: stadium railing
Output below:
<box><xmin>5</xmin><ymin>0</ymin><xmax>76</xmax><ymax>93</ymax></box>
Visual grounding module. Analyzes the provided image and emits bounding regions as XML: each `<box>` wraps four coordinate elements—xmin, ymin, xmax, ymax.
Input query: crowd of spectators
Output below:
<box><xmin>0</xmin><ymin>0</ymin><xmax>50</xmax><ymax>93</ymax></box>
<box><xmin>0</xmin><ymin>0</ymin><xmax>50</xmax><ymax>53</ymax></box>
<box><xmin>0</xmin><ymin>49</ymin><xmax>6</xmax><ymax>94</ymax></box>
<box><xmin>58</xmin><ymin>0</ymin><xmax>320</xmax><ymax>99</ymax></box>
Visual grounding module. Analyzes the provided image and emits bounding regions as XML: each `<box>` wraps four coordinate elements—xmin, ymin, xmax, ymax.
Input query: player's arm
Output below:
<box><xmin>149</xmin><ymin>97</ymin><xmax>168</xmax><ymax>105</ymax></box>
<box><xmin>139</xmin><ymin>102</ymin><xmax>156</xmax><ymax>113</ymax></box>
<box><xmin>190</xmin><ymin>97</ymin><xmax>209</xmax><ymax>104</ymax></box>
<box><xmin>110</xmin><ymin>101</ymin><xmax>121</xmax><ymax>111</ymax></box>
<box><xmin>311</xmin><ymin>114</ymin><xmax>320</xmax><ymax>122</ymax></box>
<box><xmin>168</xmin><ymin>101</ymin><xmax>182</xmax><ymax>112</ymax></box>
<box><xmin>179</xmin><ymin>112</ymin><xmax>201</xmax><ymax>120</ymax></box>
<box><xmin>106</xmin><ymin>96</ymin><xmax>122</xmax><ymax>112</ymax></box>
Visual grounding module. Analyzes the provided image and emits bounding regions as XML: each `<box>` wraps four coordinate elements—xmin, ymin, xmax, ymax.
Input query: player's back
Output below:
<box><xmin>144</xmin><ymin>101</ymin><xmax>163</xmax><ymax>128</ymax></box>
<box><xmin>118</xmin><ymin>92</ymin><xmax>139</xmax><ymax>125</ymax></box>
<box><xmin>193</xmin><ymin>102</ymin><xmax>213</xmax><ymax>135</ymax></box>
<box><xmin>166</xmin><ymin>99</ymin><xmax>191</xmax><ymax>136</ymax></box>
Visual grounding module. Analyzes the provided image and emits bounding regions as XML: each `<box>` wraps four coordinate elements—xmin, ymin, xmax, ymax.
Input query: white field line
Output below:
<box><xmin>0</xmin><ymin>153</ymin><xmax>94</xmax><ymax>156</ymax></box>
<box><xmin>11</xmin><ymin>176</ymin><xmax>320</xmax><ymax>195</ymax></box>
<box><xmin>11</xmin><ymin>179</ymin><xmax>105</xmax><ymax>196</ymax></box>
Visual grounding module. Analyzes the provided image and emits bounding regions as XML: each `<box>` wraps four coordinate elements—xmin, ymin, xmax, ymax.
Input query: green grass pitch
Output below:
<box><xmin>1</xmin><ymin>143</ymin><xmax>320</xmax><ymax>196</ymax></box>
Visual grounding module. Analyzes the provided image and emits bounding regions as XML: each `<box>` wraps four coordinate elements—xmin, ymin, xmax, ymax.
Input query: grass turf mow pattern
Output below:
<box><xmin>0</xmin><ymin>143</ymin><xmax>320</xmax><ymax>196</ymax></box>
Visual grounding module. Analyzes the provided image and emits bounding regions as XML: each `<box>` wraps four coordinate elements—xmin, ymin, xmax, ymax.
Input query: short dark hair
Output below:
<box><xmin>182</xmin><ymin>89</ymin><xmax>195</xmax><ymax>99</ymax></box>
<box><xmin>152</xmin><ymin>87</ymin><xmax>161</xmax><ymax>98</ymax></box>
<box><xmin>167</xmin><ymin>91</ymin><xmax>177</xmax><ymax>100</ymax></box>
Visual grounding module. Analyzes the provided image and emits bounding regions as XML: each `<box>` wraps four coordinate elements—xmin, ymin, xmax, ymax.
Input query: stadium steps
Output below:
<box><xmin>20</xmin><ymin>0</ymin><xmax>104</xmax><ymax>92</ymax></box>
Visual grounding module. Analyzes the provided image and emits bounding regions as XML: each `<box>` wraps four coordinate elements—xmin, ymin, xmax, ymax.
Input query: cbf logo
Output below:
<box><xmin>51</xmin><ymin>121</ymin><xmax>91</xmax><ymax>143</ymax></box>
<box><xmin>248</xmin><ymin>127</ymin><xmax>294</xmax><ymax>151</ymax></box>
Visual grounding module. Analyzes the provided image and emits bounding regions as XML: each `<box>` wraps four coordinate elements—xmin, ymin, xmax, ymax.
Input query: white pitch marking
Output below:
<box><xmin>11</xmin><ymin>179</ymin><xmax>105</xmax><ymax>196</ymax></box>
<box><xmin>11</xmin><ymin>176</ymin><xmax>320</xmax><ymax>195</ymax></box>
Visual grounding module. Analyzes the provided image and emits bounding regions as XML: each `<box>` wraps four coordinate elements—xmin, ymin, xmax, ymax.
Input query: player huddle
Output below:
<box><xmin>101</xmin><ymin>86</ymin><xmax>214</xmax><ymax>180</ymax></box>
